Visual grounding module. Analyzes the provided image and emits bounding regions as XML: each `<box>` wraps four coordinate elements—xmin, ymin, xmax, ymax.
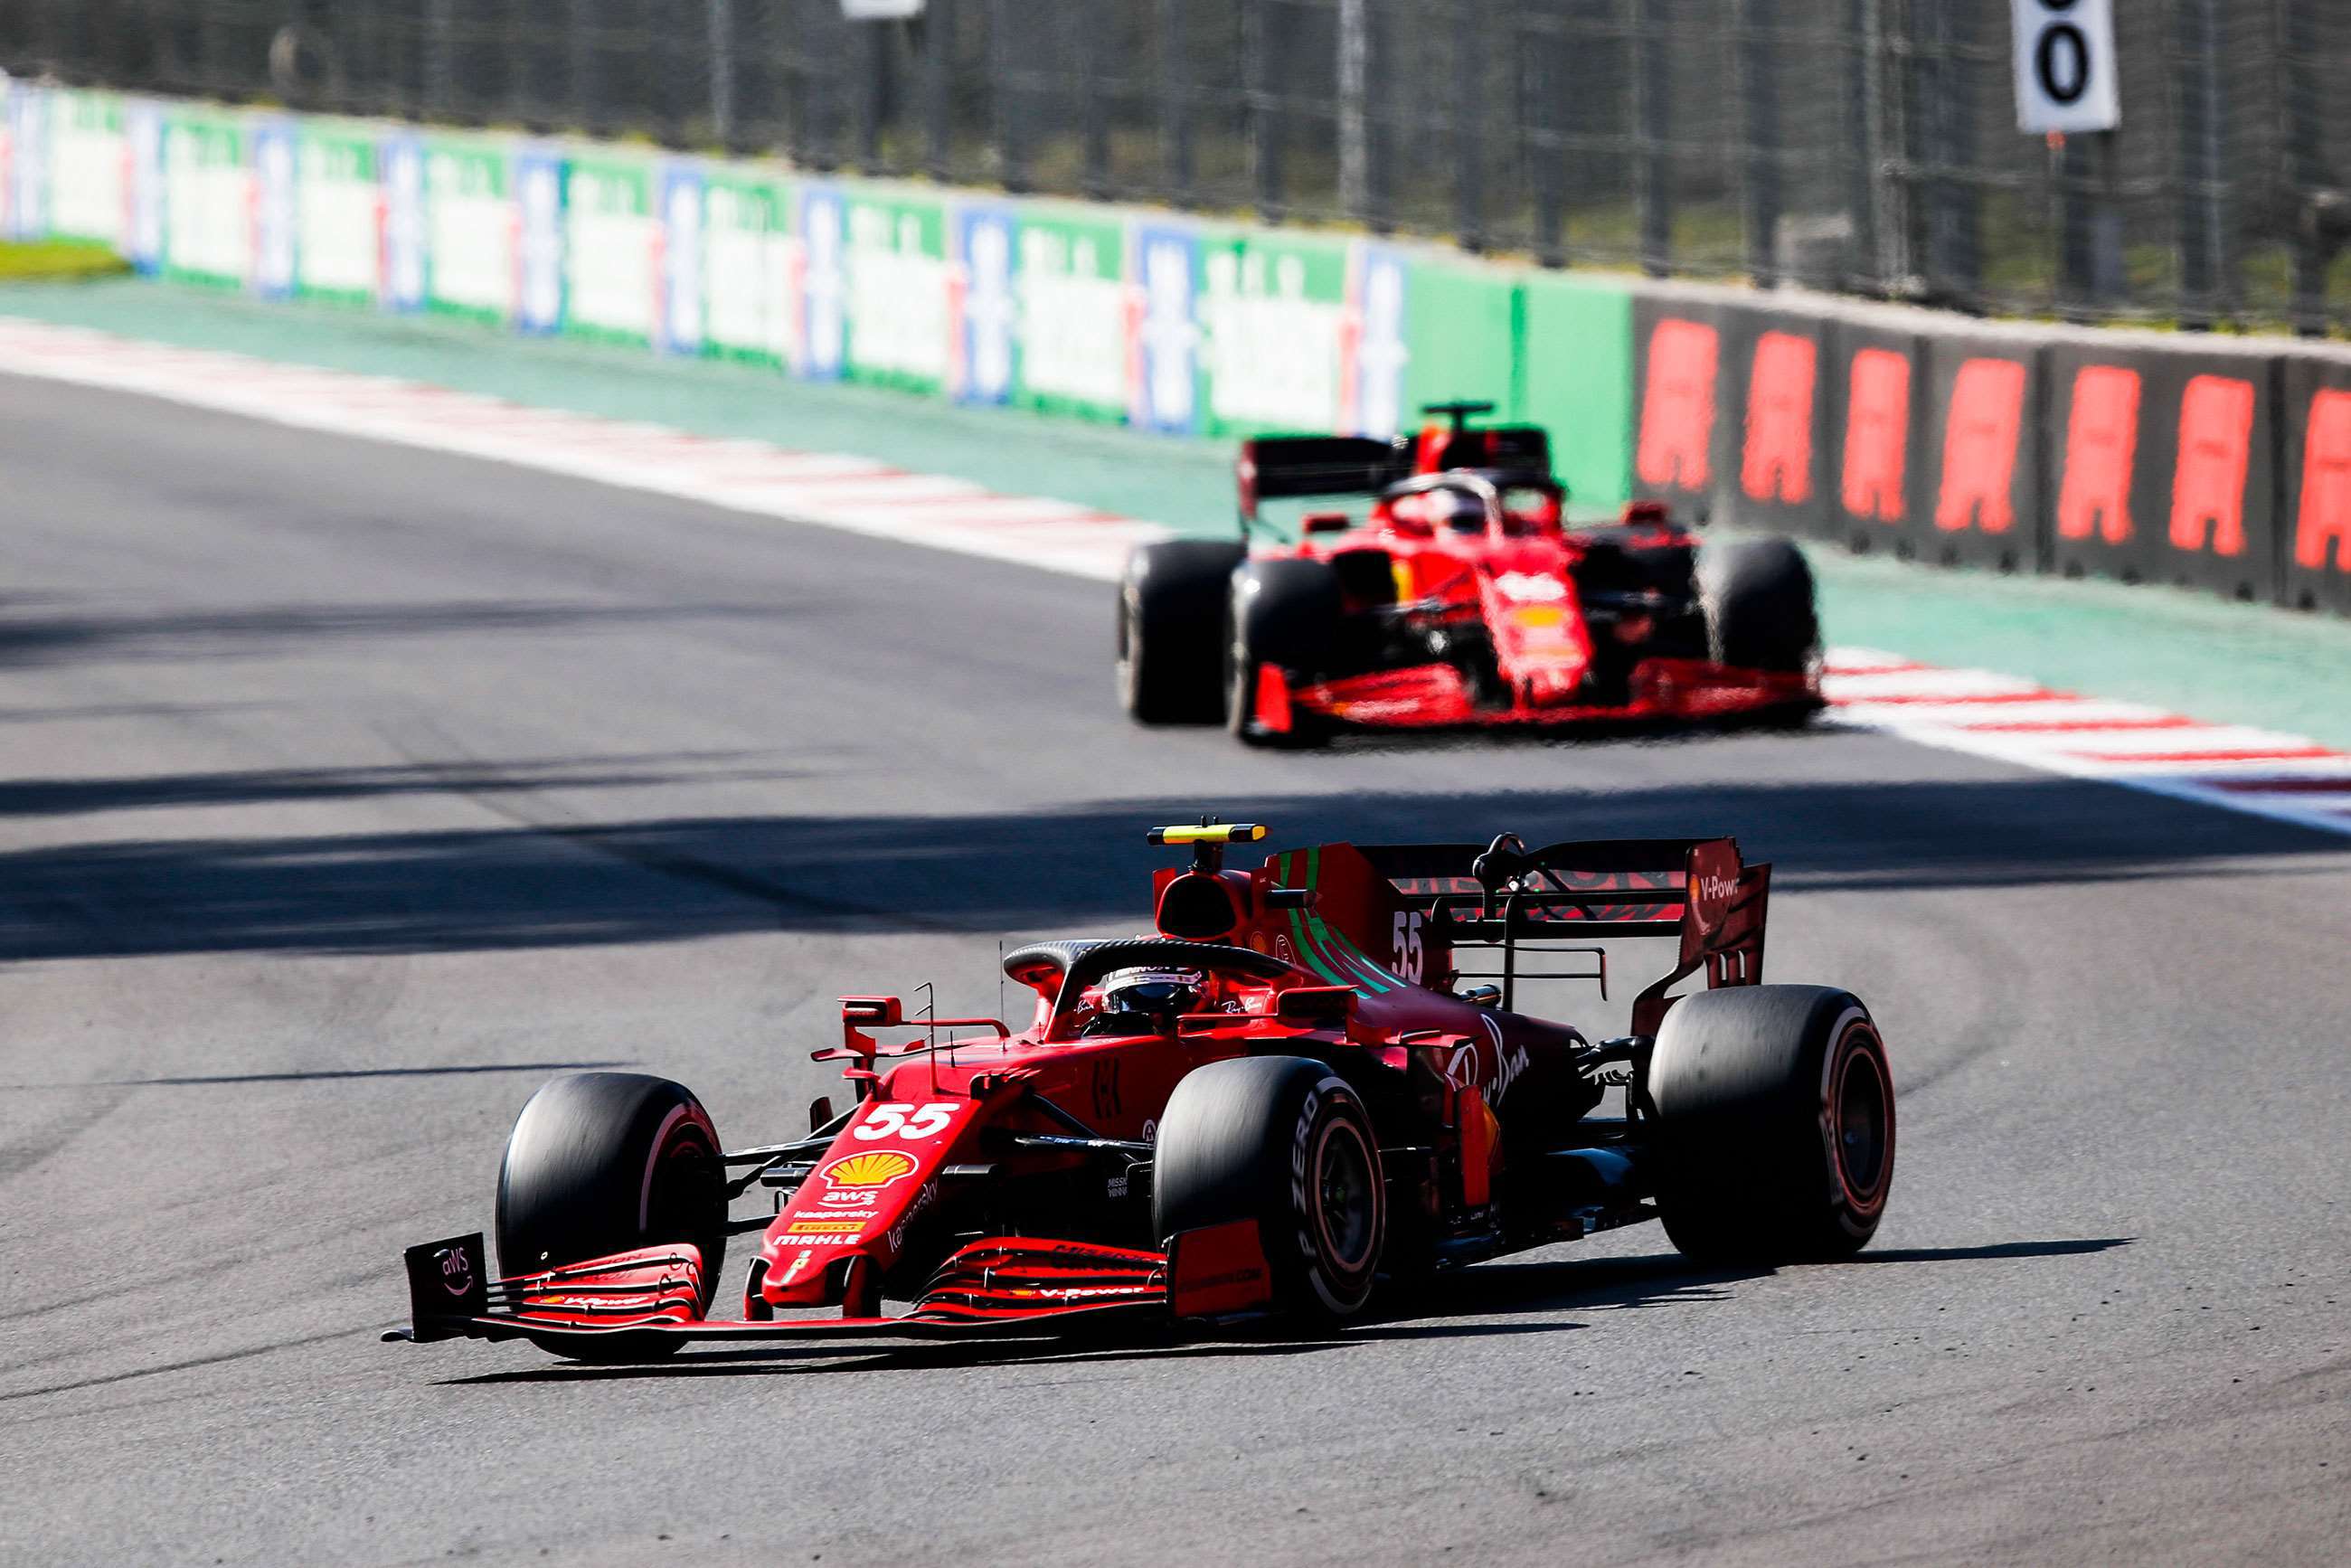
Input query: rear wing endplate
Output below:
<box><xmin>1362</xmin><ymin>836</ymin><xmax>1769</xmax><ymax>1035</ymax></box>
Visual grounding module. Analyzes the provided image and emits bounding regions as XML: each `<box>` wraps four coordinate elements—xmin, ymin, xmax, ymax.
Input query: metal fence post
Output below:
<box><xmin>1525</xmin><ymin>1</ymin><xmax>1563</xmax><ymax>266</ymax></box>
<box><xmin>2056</xmin><ymin>129</ymin><xmax>2122</xmax><ymax>319</ymax></box>
<box><xmin>1364</xmin><ymin>0</ymin><xmax>1392</xmax><ymax>234</ymax></box>
<box><xmin>1845</xmin><ymin>0</ymin><xmax>1879</xmax><ymax>292</ymax></box>
<box><xmin>1455</xmin><ymin>0</ymin><xmax>1486</xmax><ymax>251</ymax></box>
<box><xmin>853</xmin><ymin>16</ymin><xmax>883</xmax><ymax>171</ymax></box>
<box><xmin>1865</xmin><ymin>0</ymin><xmax>1910</xmax><ymax>294</ymax></box>
<box><xmin>1246</xmin><ymin>0</ymin><xmax>1286</xmax><ymax>222</ymax></box>
<box><xmin>2283</xmin><ymin>0</ymin><xmax>2334</xmax><ymax>335</ymax></box>
<box><xmin>924</xmin><ymin>0</ymin><xmax>954</xmax><ymax>180</ymax></box>
<box><xmin>1915</xmin><ymin>0</ymin><xmax>1980</xmax><ymax>307</ymax></box>
<box><xmin>1079</xmin><ymin>0</ymin><xmax>1110</xmax><ymax>201</ymax></box>
<box><xmin>193</xmin><ymin>2</ymin><xmax>222</xmax><ymax>99</ymax></box>
<box><xmin>567</xmin><ymin>0</ymin><xmax>596</xmax><ymax>131</ymax></box>
<box><xmin>1630</xmin><ymin>0</ymin><xmax>1672</xmax><ymax>277</ymax></box>
<box><xmin>1159</xmin><ymin>0</ymin><xmax>1194</xmax><ymax>206</ymax></box>
<box><xmin>2173</xmin><ymin>0</ymin><xmax>2230</xmax><ymax>325</ymax></box>
<box><xmin>1735</xmin><ymin>0</ymin><xmax>1780</xmax><ymax>287</ymax></box>
<box><xmin>989</xmin><ymin>0</ymin><xmax>1029</xmax><ymax>192</ymax></box>
<box><xmin>1337</xmin><ymin>0</ymin><xmax>1369</xmax><ymax>222</ymax></box>
<box><xmin>707</xmin><ymin>0</ymin><xmax>736</xmax><ymax>151</ymax></box>
<box><xmin>423</xmin><ymin>0</ymin><xmax>454</xmax><ymax>119</ymax></box>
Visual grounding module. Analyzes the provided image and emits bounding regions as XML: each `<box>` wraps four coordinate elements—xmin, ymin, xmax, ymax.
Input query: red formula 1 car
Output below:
<box><xmin>392</xmin><ymin>822</ymin><xmax>1894</xmax><ymax>1360</ymax></box>
<box><xmin>1117</xmin><ymin>402</ymin><xmax>1824</xmax><ymax>744</ymax></box>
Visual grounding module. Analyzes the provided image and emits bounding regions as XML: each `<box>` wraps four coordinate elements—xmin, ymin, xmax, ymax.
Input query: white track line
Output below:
<box><xmin>0</xmin><ymin>317</ymin><xmax>1164</xmax><ymax>581</ymax></box>
<box><xmin>3</xmin><ymin>316</ymin><xmax>2347</xmax><ymax>839</ymax></box>
<box><xmin>1824</xmin><ymin>648</ymin><xmax>2351</xmax><ymax>837</ymax></box>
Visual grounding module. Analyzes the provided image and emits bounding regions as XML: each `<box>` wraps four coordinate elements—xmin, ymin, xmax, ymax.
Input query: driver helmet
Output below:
<box><xmin>1094</xmin><ymin>966</ymin><xmax>1206</xmax><ymax>1028</ymax></box>
<box><xmin>1428</xmin><ymin>486</ymin><xmax>1489</xmax><ymax>534</ymax></box>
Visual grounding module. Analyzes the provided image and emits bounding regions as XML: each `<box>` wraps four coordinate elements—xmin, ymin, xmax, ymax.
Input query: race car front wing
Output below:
<box><xmin>386</xmin><ymin>1222</ymin><xmax>1275</xmax><ymax>1352</ymax></box>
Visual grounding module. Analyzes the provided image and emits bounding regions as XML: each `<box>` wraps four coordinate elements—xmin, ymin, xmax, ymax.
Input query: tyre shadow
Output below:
<box><xmin>1374</xmin><ymin>1235</ymin><xmax>2135</xmax><ymax>1324</ymax></box>
<box><xmin>430</xmin><ymin>1238</ymin><xmax>2127</xmax><ymax>1387</ymax></box>
<box><xmin>435</xmin><ymin>1318</ymin><xmax>1580</xmax><ymax>1388</ymax></box>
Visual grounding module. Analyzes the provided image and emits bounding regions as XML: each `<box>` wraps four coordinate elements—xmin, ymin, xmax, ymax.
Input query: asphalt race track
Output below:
<box><xmin>1</xmin><ymin>371</ymin><xmax>2346</xmax><ymax>1567</ymax></box>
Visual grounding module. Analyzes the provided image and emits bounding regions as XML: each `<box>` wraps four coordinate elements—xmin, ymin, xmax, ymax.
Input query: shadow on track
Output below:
<box><xmin>0</xmin><ymin>755</ymin><xmax>788</xmax><ymax>818</ymax></box>
<box><xmin>436</xmin><ymin>1320</ymin><xmax>1581</xmax><ymax>1389</ymax></box>
<box><xmin>1</xmin><ymin>777</ymin><xmax>2341</xmax><ymax>961</ymax></box>
<box><xmin>429</xmin><ymin>1238</ymin><xmax>2129</xmax><ymax>1388</ymax></box>
<box><xmin>0</xmin><ymin>599</ymin><xmax>790</xmax><ymax>671</ymax></box>
<box><xmin>5</xmin><ymin>1059</ymin><xmax>635</xmax><ymax>1091</ymax></box>
<box><xmin>1399</xmin><ymin>1237</ymin><xmax>2136</xmax><ymax>1320</ymax></box>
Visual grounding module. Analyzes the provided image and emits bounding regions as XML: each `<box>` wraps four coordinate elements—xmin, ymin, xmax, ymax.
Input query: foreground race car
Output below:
<box><xmin>392</xmin><ymin>822</ymin><xmax>1893</xmax><ymax>1360</ymax></box>
<box><xmin>1117</xmin><ymin>401</ymin><xmax>1824</xmax><ymax>744</ymax></box>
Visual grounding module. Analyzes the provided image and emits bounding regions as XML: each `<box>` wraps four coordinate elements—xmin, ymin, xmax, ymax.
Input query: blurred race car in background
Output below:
<box><xmin>1117</xmin><ymin>401</ymin><xmax>1825</xmax><ymax>745</ymax></box>
<box><xmin>391</xmin><ymin>820</ymin><xmax>1894</xmax><ymax>1362</ymax></box>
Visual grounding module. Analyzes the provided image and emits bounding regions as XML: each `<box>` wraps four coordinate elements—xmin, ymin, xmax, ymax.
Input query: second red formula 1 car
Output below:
<box><xmin>392</xmin><ymin>821</ymin><xmax>1895</xmax><ymax>1361</ymax></box>
<box><xmin>1117</xmin><ymin>402</ymin><xmax>1824</xmax><ymax>744</ymax></box>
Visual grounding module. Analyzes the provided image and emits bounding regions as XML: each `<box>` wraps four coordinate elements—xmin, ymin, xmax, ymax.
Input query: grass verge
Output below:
<box><xmin>0</xmin><ymin>239</ymin><xmax>132</xmax><ymax>283</ymax></box>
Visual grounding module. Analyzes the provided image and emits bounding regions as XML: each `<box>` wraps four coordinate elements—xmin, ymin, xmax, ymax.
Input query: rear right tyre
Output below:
<box><xmin>1647</xmin><ymin>985</ymin><xmax>1894</xmax><ymax>1264</ymax></box>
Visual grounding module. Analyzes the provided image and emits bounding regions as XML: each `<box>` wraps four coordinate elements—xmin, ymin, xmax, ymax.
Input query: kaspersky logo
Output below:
<box><xmin>816</xmin><ymin>1149</ymin><xmax>917</xmax><ymax>1206</ymax></box>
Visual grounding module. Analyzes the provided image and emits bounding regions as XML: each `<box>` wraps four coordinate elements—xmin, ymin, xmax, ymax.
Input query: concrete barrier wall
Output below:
<box><xmin>5</xmin><ymin>74</ymin><xmax>2350</xmax><ymax>618</ymax></box>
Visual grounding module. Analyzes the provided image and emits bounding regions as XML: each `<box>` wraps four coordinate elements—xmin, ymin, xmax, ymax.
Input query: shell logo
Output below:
<box><xmin>816</xmin><ymin>1148</ymin><xmax>918</xmax><ymax>1205</ymax></box>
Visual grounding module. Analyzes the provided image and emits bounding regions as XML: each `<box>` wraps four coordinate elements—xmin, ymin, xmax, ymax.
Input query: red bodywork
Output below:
<box><xmin>1235</xmin><ymin>417</ymin><xmax>1819</xmax><ymax>736</ymax></box>
<box><xmin>399</xmin><ymin>824</ymin><xmax>1772</xmax><ymax>1353</ymax></box>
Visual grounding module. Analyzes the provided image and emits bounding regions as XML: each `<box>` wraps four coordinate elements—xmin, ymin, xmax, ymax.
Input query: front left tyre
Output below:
<box><xmin>1154</xmin><ymin>1055</ymin><xmax>1384</xmax><ymax>1322</ymax></box>
<box><xmin>1227</xmin><ymin>558</ymin><xmax>1342</xmax><ymax>748</ymax></box>
<box><xmin>496</xmin><ymin>1072</ymin><xmax>727</xmax><ymax>1359</ymax></box>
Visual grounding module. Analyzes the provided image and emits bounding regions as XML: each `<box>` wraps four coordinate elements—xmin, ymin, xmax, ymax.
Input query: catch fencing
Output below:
<box><xmin>5</xmin><ymin>70</ymin><xmax>2351</xmax><ymax>616</ymax></box>
<box><xmin>6</xmin><ymin>1</ymin><xmax>2351</xmax><ymax>331</ymax></box>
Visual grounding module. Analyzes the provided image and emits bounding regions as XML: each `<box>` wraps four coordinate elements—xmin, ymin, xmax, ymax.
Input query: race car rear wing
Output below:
<box><xmin>1236</xmin><ymin>435</ymin><xmax>1410</xmax><ymax>520</ymax></box>
<box><xmin>1358</xmin><ymin>835</ymin><xmax>1769</xmax><ymax>1035</ymax></box>
<box><xmin>1236</xmin><ymin>428</ymin><xmax>1563</xmax><ymax>534</ymax></box>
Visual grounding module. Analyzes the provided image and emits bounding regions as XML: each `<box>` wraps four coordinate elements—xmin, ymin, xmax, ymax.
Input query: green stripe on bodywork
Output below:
<box><xmin>1317</xmin><ymin>917</ymin><xmax>1397</xmax><ymax>993</ymax></box>
<box><xmin>1282</xmin><ymin>851</ymin><xmax>1346</xmax><ymax>985</ymax></box>
<box><xmin>1287</xmin><ymin>907</ymin><xmax>1345</xmax><ymax>985</ymax></box>
<box><xmin>1279</xmin><ymin>845</ymin><xmax>1394</xmax><ymax>993</ymax></box>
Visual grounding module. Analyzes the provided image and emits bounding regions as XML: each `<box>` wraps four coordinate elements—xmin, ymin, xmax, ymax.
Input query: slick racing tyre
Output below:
<box><xmin>1155</xmin><ymin>1055</ymin><xmax>1383</xmax><ymax>1323</ymax></box>
<box><xmin>496</xmin><ymin>1072</ymin><xmax>727</xmax><ymax>1360</ymax></box>
<box><xmin>1227</xmin><ymin>558</ymin><xmax>1340</xmax><ymax>748</ymax></box>
<box><xmin>1118</xmin><ymin>540</ymin><xmax>1244</xmax><ymax>725</ymax></box>
<box><xmin>1648</xmin><ymin>986</ymin><xmax>1894</xmax><ymax>1265</ymax></box>
<box><xmin>1697</xmin><ymin>536</ymin><xmax>1819</xmax><ymax>676</ymax></box>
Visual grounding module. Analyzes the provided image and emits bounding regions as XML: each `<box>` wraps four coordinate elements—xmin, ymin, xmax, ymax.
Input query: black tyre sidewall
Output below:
<box><xmin>495</xmin><ymin>1072</ymin><xmax>726</xmax><ymax>1316</ymax></box>
<box><xmin>1154</xmin><ymin>1056</ymin><xmax>1384</xmax><ymax>1321</ymax></box>
<box><xmin>1697</xmin><ymin>536</ymin><xmax>1819</xmax><ymax>675</ymax></box>
<box><xmin>1226</xmin><ymin>562</ymin><xmax>1336</xmax><ymax>748</ymax></box>
<box><xmin>1119</xmin><ymin>541</ymin><xmax>1242</xmax><ymax>724</ymax></box>
<box><xmin>1649</xmin><ymin>987</ymin><xmax>1894</xmax><ymax>1263</ymax></box>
